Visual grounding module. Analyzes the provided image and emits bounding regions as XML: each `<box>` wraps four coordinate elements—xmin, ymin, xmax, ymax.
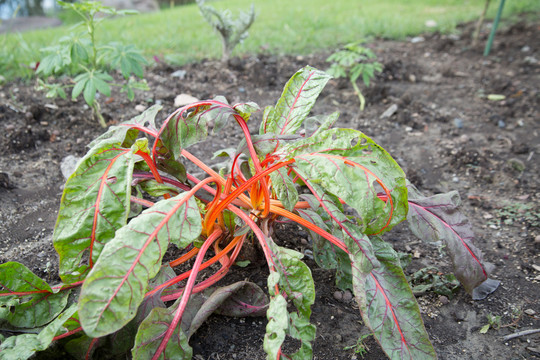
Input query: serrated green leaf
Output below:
<box><xmin>83</xmin><ymin>77</ymin><xmax>97</xmax><ymax>105</ymax></box>
<box><xmin>71</xmin><ymin>77</ymin><xmax>87</xmax><ymax>100</ymax></box>
<box><xmin>78</xmin><ymin>191</ymin><xmax>202</xmax><ymax>337</ymax></box>
<box><xmin>0</xmin><ymin>262</ymin><xmax>70</xmax><ymax>328</ymax></box>
<box><xmin>92</xmin><ymin>76</ymin><xmax>111</xmax><ymax>97</ymax></box>
<box><xmin>53</xmin><ymin>141</ymin><xmax>142</xmax><ymax>283</ymax></box>
<box><xmin>261</xmin><ymin>66</ymin><xmax>331</xmax><ymax>135</ymax></box>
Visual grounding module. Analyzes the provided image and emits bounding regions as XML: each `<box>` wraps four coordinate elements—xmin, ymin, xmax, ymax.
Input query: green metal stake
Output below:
<box><xmin>484</xmin><ymin>0</ymin><xmax>506</xmax><ymax>56</ymax></box>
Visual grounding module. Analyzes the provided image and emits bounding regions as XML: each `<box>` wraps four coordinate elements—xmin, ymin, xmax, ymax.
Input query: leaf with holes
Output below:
<box><xmin>0</xmin><ymin>262</ymin><xmax>70</xmax><ymax>328</ymax></box>
<box><xmin>78</xmin><ymin>192</ymin><xmax>202</xmax><ymax>338</ymax></box>
<box><xmin>53</xmin><ymin>140</ymin><xmax>144</xmax><ymax>283</ymax></box>
<box><xmin>261</xmin><ymin>66</ymin><xmax>331</xmax><ymax>135</ymax></box>
<box><xmin>406</xmin><ymin>184</ymin><xmax>493</xmax><ymax>293</ymax></box>
<box><xmin>263</xmin><ymin>238</ymin><xmax>316</xmax><ymax>359</ymax></box>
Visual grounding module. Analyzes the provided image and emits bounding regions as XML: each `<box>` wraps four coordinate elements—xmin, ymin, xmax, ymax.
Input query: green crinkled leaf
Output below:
<box><xmin>262</xmin><ymin>238</ymin><xmax>316</xmax><ymax>359</ymax></box>
<box><xmin>0</xmin><ymin>262</ymin><xmax>70</xmax><ymax>328</ymax></box>
<box><xmin>358</xmin><ymin>237</ymin><xmax>436</xmax><ymax>360</ymax></box>
<box><xmin>104</xmin><ymin>43</ymin><xmax>148</xmax><ymax>79</ymax></box>
<box><xmin>269</xmin><ymin>167</ymin><xmax>298</xmax><ymax>211</ymax></box>
<box><xmin>160</xmin><ymin>105</ymin><xmax>213</xmax><ymax>160</ymax></box>
<box><xmin>283</xmin><ymin>128</ymin><xmax>408</xmax><ymax>235</ymax></box>
<box><xmin>78</xmin><ymin>191</ymin><xmax>202</xmax><ymax>338</ymax></box>
<box><xmin>137</xmin><ymin>179</ymin><xmax>181</xmax><ymax>197</ymax></box>
<box><xmin>298</xmin><ymin>186</ymin><xmax>379</xmax><ymax>289</ymax></box>
<box><xmin>132</xmin><ymin>298</ymin><xmax>192</xmax><ymax>360</ymax></box>
<box><xmin>87</xmin><ymin>104</ymin><xmax>163</xmax><ymax>151</ymax></box>
<box><xmin>0</xmin><ymin>304</ymin><xmax>77</xmax><ymax>360</ymax></box>
<box><xmin>261</xmin><ymin>66</ymin><xmax>331</xmax><ymax>136</ymax></box>
<box><xmin>303</xmin><ymin>112</ymin><xmax>340</xmax><ymax>138</ymax></box>
<box><xmin>263</xmin><ymin>294</ymin><xmax>288</xmax><ymax>359</ymax></box>
<box><xmin>233</xmin><ymin>101</ymin><xmax>260</xmax><ymax>122</ymax></box>
<box><xmin>53</xmin><ymin>140</ymin><xmax>144</xmax><ymax>283</ymax></box>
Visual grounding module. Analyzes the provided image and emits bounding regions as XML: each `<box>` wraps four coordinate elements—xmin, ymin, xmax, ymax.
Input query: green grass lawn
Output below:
<box><xmin>2</xmin><ymin>0</ymin><xmax>539</xmax><ymax>80</ymax></box>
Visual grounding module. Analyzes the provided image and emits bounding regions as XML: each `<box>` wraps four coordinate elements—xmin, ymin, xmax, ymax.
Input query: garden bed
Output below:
<box><xmin>0</xmin><ymin>19</ymin><xmax>539</xmax><ymax>359</ymax></box>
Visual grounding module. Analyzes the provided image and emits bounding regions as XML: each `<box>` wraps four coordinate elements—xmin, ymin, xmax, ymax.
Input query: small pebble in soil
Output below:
<box><xmin>524</xmin><ymin>309</ymin><xmax>536</xmax><ymax>316</ymax></box>
<box><xmin>498</xmin><ymin>120</ymin><xmax>506</xmax><ymax>128</ymax></box>
<box><xmin>454</xmin><ymin>309</ymin><xmax>467</xmax><ymax>322</ymax></box>
<box><xmin>453</xmin><ymin>118</ymin><xmax>463</xmax><ymax>129</ymax></box>
<box><xmin>333</xmin><ymin>291</ymin><xmax>343</xmax><ymax>301</ymax></box>
<box><xmin>535</xmin><ymin>235</ymin><xmax>540</xmax><ymax>243</ymax></box>
<box><xmin>439</xmin><ymin>295</ymin><xmax>449</xmax><ymax>305</ymax></box>
<box><xmin>343</xmin><ymin>290</ymin><xmax>353</xmax><ymax>302</ymax></box>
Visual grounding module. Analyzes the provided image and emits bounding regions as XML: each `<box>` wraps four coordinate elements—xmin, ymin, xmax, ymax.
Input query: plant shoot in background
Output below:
<box><xmin>326</xmin><ymin>42</ymin><xmax>383</xmax><ymax>111</ymax></box>
<box><xmin>36</xmin><ymin>1</ymin><xmax>149</xmax><ymax>127</ymax></box>
<box><xmin>196</xmin><ymin>0</ymin><xmax>255</xmax><ymax>62</ymax></box>
<box><xmin>0</xmin><ymin>67</ymin><xmax>498</xmax><ymax>360</ymax></box>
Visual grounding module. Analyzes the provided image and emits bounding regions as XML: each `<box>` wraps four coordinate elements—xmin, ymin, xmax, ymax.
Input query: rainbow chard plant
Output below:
<box><xmin>0</xmin><ymin>67</ymin><xmax>498</xmax><ymax>360</ymax></box>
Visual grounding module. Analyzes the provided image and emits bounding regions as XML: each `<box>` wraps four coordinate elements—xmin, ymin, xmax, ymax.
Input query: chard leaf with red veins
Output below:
<box><xmin>87</xmin><ymin>104</ymin><xmax>163</xmax><ymax>150</ymax></box>
<box><xmin>361</xmin><ymin>237</ymin><xmax>437</xmax><ymax>360</ymax></box>
<box><xmin>132</xmin><ymin>298</ymin><xmax>192</xmax><ymax>360</ymax></box>
<box><xmin>269</xmin><ymin>167</ymin><xmax>299</xmax><ymax>211</ymax></box>
<box><xmin>53</xmin><ymin>140</ymin><xmax>145</xmax><ymax>283</ymax></box>
<box><xmin>260</xmin><ymin>66</ymin><xmax>331</xmax><ymax>135</ymax></box>
<box><xmin>0</xmin><ymin>262</ymin><xmax>70</xmax><ymax>328</ymax></box>
<box><xmin>406</xmin><ymin>184</ymin><xmax>493</xmax><ymax>293</ymax></box>
<box><xmin>282</xmin><ymin>128</ymin><xmax>408</xmax><ymax>235</ymax></box>
<box><xmin>78</xmin><ymin>191</ymin><xmax>202</xmax><ymax>338</ymax></box>
<box><xmin>0</xmin><ymin>304</ymin><xmax>78</xmax><ymax>360</ymax></box>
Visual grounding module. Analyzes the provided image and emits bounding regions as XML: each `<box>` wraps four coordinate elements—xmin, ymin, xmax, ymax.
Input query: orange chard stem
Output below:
<box><xmin>145</xmin><ymin>233</ymin><xmax>244</xmax><ymax>299</ymax></box>
<box><xmin>269</xmin><ymin>204</ymin><xmax>348</xmax><ymax>253</ymax></box>
<box><xmin>136</xmin><ymin>150</ymin><xmax>171</xmax><ymax>199</ymax></box>
<box><xmin>204</xmin><ymin>159</ymin><xmax>295</xmax><ymax>235</ymax></box>
<box><xmin>169</xmin><ymin>246</ymin><xmax>199</xmax><ymax>268</ymax></box>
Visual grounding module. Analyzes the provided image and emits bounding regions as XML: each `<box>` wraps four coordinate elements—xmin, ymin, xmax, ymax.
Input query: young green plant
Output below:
<box><xmin>36</xmin><ymin>1</ymin><xmax>149</xmax><ymax>127</ymax></box>
<box><xmin>196</xmin><ymin>0</ymin><xmax>255</xmax><ymax>62</ymax></box>
<box><xmin>0</xmin><ymin>67</ymin><xmax>498</xmax><ymax>360</ymax></box>
<box><xmin>326</xmin><ymin>42</ymin><xmax>383</xmax><ymax>111</ymax></box>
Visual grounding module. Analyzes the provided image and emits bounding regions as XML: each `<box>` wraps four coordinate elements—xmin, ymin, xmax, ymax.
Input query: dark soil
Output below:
<box><xmin>1</xmin><ymin>18</ymin><xmax>539</xmax><ymax>360</ymax></box>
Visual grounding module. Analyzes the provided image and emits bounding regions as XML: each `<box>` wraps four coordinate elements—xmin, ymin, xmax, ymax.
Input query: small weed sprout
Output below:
<box><xmin>326</xmin><ymin>42</ymin><xmax>383</xmax><ymax>111</ymax></box>
<box><xmin>196</xmin><ymin>0</ymin><xmax>255</xmax><ymax>62</ymax></box>
<box><xmin>344</xmin><ymin>333</ymin><xmax>372</xmax><ymax>357</ymax></box>
<box><xmin>480</xmin><ymin>313</ymin><xmax>501</xmax><ymax>333</ymax></box>
<box><xmin>36</xmin><ymin>1</ymin><xmax>149</xmax><ymax>127</ymax></box>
